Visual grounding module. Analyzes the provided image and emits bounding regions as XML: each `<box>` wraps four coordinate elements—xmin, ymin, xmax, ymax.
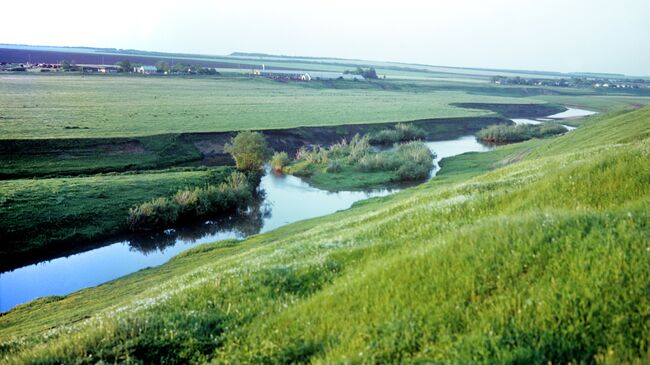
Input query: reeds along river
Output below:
<box><xmin>0</xmin><ymin>107</ymin><xmax>595</xmax><ymax>312</ymax></box>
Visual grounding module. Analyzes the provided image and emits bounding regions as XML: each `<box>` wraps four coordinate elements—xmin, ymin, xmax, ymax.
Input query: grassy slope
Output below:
<box><xmin>0</xmin><ymin>75</ymin><xmax>541</xmax><ymax>139</ymax></box>
<box><xmin>0</xmin><ymin>134</ymin><xmax>202</xmax><ymax>179</ymax></box>
<box><xmin>0</xmin><ymin>167</ymin><xmax>233</xmax><ymax>261</ymax></box>
<box><xmin>1</xmin><ymin>108</ymin><xmax>649</xmax><ymax>363</ymax></box>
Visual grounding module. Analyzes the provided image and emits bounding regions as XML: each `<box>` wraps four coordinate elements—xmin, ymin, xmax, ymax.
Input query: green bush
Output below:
<box><xmin>347</xmin><ymin>134</ymin><xmax>370</xmax><ymax>163</ymax></box>
<box><xmin>224</xmin><ymin>131</ymin><xmax>270</xmax><ymax>172</ymax></box>
<box><xmin>357</xmin><ymin>152</ymin><xmax>400</xmax><ymax>172</ymax></box>
<box><xmin>127</xmin><ymin>197</ymin><xmax>179</xmax><ymax>231</ymax></box>
<box><xmin>396</xmin><ymin>161</ymin><xmax>429</xmax><ymax>180</ymax></box>
<box><xmin>127</xmin><ymin>172</ymin><xmax>252</xmax><ymax>231</ymax></box>
<box><xmin>477</xmin><ymin>123</ymin><xmax>568</xmax><ymax>144</ymax></box>
<box><xmin>369</xmin><ymin>123</ymin><xmax>426</xmax><ymax>144</ymax></box>
<box><xmin>296</xmin><ymin>146</ymin><xmax>329</xmax><ymax>164</ymax></box>
<box><xmin>271</xmin><ymin>151</ymin><xmax>290</xmax><ymax>173</ymax></box>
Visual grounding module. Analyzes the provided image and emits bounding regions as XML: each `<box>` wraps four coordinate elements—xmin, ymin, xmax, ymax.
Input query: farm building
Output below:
<box><xmin>135</xmin><ymin>65</ymin><xmax>157</xmax><ymax>74</ymax></box>
<box><xmin>98</xmin><ymin>66</ymin><xmax>119</xmax><ymax>73</ymax></box>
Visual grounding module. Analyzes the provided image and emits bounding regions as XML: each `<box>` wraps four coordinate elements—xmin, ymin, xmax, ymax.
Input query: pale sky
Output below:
<box><xmin>2</xmin><ymin>0</ymin><xmax>649</xmax><ymax>75</ymax></box>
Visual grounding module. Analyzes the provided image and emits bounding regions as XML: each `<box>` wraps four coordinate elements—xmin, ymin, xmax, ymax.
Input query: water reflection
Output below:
<box><xmin>127</xmin><ymin>196</ymin><xmax>269</xmax><ymax>254</ymax></box>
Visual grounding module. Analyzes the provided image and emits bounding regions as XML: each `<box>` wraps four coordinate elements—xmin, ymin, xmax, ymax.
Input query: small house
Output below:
<box><xmin>135</xmin><ymin>65</ymin><xmax>157</xmax><ymax>74</ymax></box>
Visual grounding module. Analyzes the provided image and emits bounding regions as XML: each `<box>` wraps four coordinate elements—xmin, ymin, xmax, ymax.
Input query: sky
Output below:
<box><xmin>1</xmin><ymin>0</ymin><xmax>649</xmax><ymax>76</ymax></box>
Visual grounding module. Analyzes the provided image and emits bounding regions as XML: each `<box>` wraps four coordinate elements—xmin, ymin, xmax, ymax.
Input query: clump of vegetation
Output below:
<box><xmin>126</xmin><ymin>197</ymin><xmax>179</xmax><ymax>231</ymax></box>
<box><xmin>287</xmin><ymin>133</ymin><xmax>435</xmax><ymax>190</ymax></box>
<box><xmin>127</xmin><ymin>171</ymin><xmax>252</xmax><ymax>231</ymax></box>
<box><xmin>395</xmin><ymin>141</ymin><xmax>435</xmax><ymax>180</ymax></box>
<box><xmin>477</xmin><ymin>123</ymin><xmax>568</xmax><ymax>144</ymax></box>
<box><xmin>344</xmin><ymin>67</ymin><xmax>379</xmax><ymax>79</ymax></box>
<box><xmin>296</xmin><ymin>145</ymin><xmax>330</xmax><ymax>164</ymax></box>
<box><xmin>346</xmin><ymin>134</ymin><xmax>370</xmax><ymax>163</ymax></box>
<box><xmin>224</xmin><ymin>131</ymin><xmax>270</xmax><ymax>172</ymax></box>
<box><xmin>369</xmin><ymin>123</ymin><xmax>426</xmax><ymax>144</ymax></box>
<box><xmin>270</xmin><ymin>151</ymin><xmax>290</xmax><ymax>173</ymax></box>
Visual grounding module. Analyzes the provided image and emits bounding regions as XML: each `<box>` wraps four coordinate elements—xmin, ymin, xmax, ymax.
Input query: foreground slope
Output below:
<box><xmin>1</xmin><ymin>107</ymin><xmax>649</xmax><ymax>364</ymax></box>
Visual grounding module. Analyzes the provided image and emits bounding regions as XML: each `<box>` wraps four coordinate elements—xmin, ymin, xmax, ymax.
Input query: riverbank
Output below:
<box><xmin>0</xmin><ymin>114</ymin><xmax>511</xmax><ymax>179</ymax></box>
<box><xmin>0</xmin><ymin>167</ymin><xmax>240</xmax><ymax>272</ymax></box>
<box><xmin>1</xmin><ymin>107</ymin><xmax>648</xmax><ymax>363</ymax></box>
<box><xmin>0</xmin><ymin>104</ymin><xmax>581</xmax><ymax>274</ymax></box>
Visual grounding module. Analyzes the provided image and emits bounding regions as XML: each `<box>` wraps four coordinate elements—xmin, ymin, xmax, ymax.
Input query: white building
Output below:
<box><xmin>135</xmin><ymin>65</ymin><xmax>157</xmax><ymax>74</ymax></box>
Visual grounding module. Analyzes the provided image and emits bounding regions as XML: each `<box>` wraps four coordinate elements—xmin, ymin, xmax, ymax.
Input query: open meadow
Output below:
<box><xmin>0</xmin><ymin>74</ymin><xmax>545</xmax><ymax>138</ymax></box>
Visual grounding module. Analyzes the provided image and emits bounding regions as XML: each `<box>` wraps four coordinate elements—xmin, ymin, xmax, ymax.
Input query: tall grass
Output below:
<box><xmin>270</xmin><ymin>151</ymin><xmax>290</xmax><ymax>173</ymax></box>
<box><xmin>369</xmin><ymin>123</ymin><xmax>426</xmax><ymax>144</ymax></box>
<box><xmin>127</xmin><ymin>171</ymin><xmax>252</xmax><ymax>231</ymax></box>
<box><xmin>477</xmin><ymin>123</ymin><xmax>568</xmax><ymax>143</ymax></box>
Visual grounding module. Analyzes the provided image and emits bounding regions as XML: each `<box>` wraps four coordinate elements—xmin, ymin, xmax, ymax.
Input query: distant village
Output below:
<box><xmin>0</xmin><ymin>60</ymin><xmax>219</xmax><ymax>75</ymax></box>
<box><xmin>491</xmin><ymin>75</ymin><xmax>650</xmax><ymax>89</ymax></box>
<box><xmin>0</xmin><ymin>60</ymin><xmax>378</xmax><ymax>82</ymax></box>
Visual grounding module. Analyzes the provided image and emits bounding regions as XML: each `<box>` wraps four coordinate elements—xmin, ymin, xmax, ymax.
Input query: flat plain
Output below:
<box><xmin>0</xmin><ymin>74</ymin><xmax>543</xmax><ymax>138</ymax></box>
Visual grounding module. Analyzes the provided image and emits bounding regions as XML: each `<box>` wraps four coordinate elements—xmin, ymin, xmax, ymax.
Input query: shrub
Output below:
<box><xmin>369</xmin><ymin>123</ymin><xmax>426</xmax><ymax>144</ymax></box>
<box><xmin>397</xmin><ymin>161</ymin><xmax>430</xmax><ymax>180</ymax></box>
<box><xmin>128</xmin><ymin>172</ymin><xmax>252</xmax><ymax>231</ymax></box>
<box><xmin>174</xmin><ymin>188</ymin><xmax>200</xmax><ymax>216</ymax></box>
<box><xmin>347</xmin><ymin>134</ymin><xmax>370</xmax><ymax>163</ymax></box>
<box><xmin>477</xmin><ymin>123</ymin><xmax>568</xmax><ymax>144</ymax></box>
<box><xmin>396</xmin><ymin>141</ymin><xmax>435</xmax><ymax>164</ymax></box>
<box><xmin>271</xmin><ymin>151</ymin><xmax>290</xmax><ymax>173</ymax></box>
<box><xmin>224</xmin><ymin>131</ymin><xmax>270</xmax><ymax>172</ymax></box>
<box><xmin>296</xmin><ymin>146</ymin><xmax>329</xmax><ymax>164</ymax></box>
<box><xmin>357</xmin><ymin>153</ymin><xmax>400</xmax><ymax>172</ymax></box>
<box><xmin>127</xmin><ymin>197</ymin><xmax>179</xmax><ymax>231</ymax></box>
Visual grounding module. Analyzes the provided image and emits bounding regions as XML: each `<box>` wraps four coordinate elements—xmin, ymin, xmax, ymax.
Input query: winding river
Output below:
<box><xmin>0</xmin><ymin>107</ymin><xmax>594</xmax><ymax>312</ymax></box>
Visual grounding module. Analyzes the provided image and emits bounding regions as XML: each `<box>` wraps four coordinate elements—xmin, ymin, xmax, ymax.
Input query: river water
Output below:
<box><xmin>0</xmin><ymin>107</ymin><xmax>594</xmax><ymax>312</ymax></box>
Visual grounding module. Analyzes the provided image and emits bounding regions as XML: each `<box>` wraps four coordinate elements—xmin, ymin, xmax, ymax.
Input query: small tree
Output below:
<box><xmin>271</xmin><ymin>151</ymin><xmax>290</xmax><ymax>173</ymax></box>
<box><xmin>224</xmin><ymin>131</ymin><xmax>269</xmax><ymax>172</ymax></box>
<box><xmin>60</xmin><ymin>60</ymin><xmax>71</xmax><ymax>71</ymax></box>
<box><xmin>155</xmin><ymin>60</ymin><xmax>170</xmax><ymax>73</ymax></box>
<box><xmin>117</xmin><ymin>59</ymin><xmax>133</xmax><ymax>73</ymax></box>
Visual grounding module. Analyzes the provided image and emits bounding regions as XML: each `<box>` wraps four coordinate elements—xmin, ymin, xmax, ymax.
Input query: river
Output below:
<box><xmin>0</xmin><ymin>107</ymin><xmax>594</xmax><ymax>312</ymax></box>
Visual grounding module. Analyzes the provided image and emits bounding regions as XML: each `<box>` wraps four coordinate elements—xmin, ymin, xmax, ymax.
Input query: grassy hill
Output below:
<box><xmin>1</xmin><ymin>107</ymin><xmax>648</xmax><ymax>363</ymax></box>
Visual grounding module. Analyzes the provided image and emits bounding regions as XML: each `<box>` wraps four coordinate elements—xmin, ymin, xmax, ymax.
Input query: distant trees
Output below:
<box><xmin>117</xmin><ymin>60</ymin><xmax>133</xmax><ymax>73</ymax></box>
<box><xmin>155</xmin><ymin>60</ymin><xmax>170</xmax><ymax>73</ymax></box>
<box><xmin>59</xmin><ymin>60</ymin><xmax>72</xmax><ymax>71</ymax></box>
<box><xmin>224</xmin><ymin>131</ymin><xmax>270</xmax><ymax>172</ymax></box>
<box><xmin>168</xmin><ymin>63</ymin><xmax>220</xmax><ymax>75</ymax></box>
<box><xmin>344</xmin><ymin>67</ymin><xmax>378</xmax><ymax>79</ymax></box>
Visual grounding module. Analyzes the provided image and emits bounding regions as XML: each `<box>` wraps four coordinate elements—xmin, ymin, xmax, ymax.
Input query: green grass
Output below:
<box><xmin>0</xmin><ymin>74</ymin><xmax>545</xmax><ymax>139</ymax></box>
<box><xmin>0</xmin><ymin>167</ymin><xmax>233</xmax><ymax>264</ymax></box>
<box><xmin>532</xmin><ymin>94</ymin><xmax>650</xmax><ymax>112</ymax></box>
<box><xmin>290</xmin><ymin>162</ymin><xmax>398</xmax><ymax>191</ymax></box>
<box><xmin>0</xmin><ymin>134</ymin><xmax>202</xmax><ymax>179</ymax></box>
<box><xmin>1</xmin><ymin>106</ymin><xmax>649</xmax><ymax>363</ymax></box>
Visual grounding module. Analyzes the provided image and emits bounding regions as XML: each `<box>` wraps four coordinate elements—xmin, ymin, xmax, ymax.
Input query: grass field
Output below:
<box><xmin>0</xmin><ymin>74</ymin><xmax>547</xmax><ymax>139</ymax></box>
<box><xmin>1</xmin><ymin>107</ymin><xmax>648</xmax><ymax>363</ymax></box>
